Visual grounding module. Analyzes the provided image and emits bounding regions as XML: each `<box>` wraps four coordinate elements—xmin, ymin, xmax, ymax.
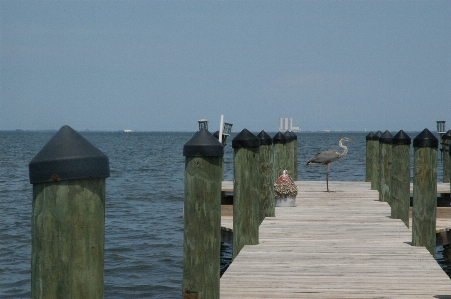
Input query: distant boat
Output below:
<box><xmin>124</xmin><ymin>130</ymin><xmax>132</xmax><ymax>133</ymax></box>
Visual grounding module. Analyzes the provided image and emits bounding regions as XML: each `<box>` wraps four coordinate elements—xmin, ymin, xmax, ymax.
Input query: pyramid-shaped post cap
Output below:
<box><xmin>29</xmin><ymin>125</ymin><xmax>110</xmax><ymax>184</ymax></box>
<box><xmin>379</xmin><ymin>130</ymin><xmax>393</xmax><ymax>144</ymax></box>
<box><xmin>257</xmin><ymin>130</ymin><xmax>273</xmax><ymax>146</ymax></box>
<box><xmin>232</xmin><ymin>129</ymin><xmax>260</xmax><ymax>149</ymax></box>
<box><xmin>413</xmin><ymin>128</ymin><xmax>438</xmax><ymax>148</ymax></box>
<box><xmin>392</xmin><ymin>130</ymin><xmax>411</xmax><ymax>145</ymax></box>
<box><xmin>284</xmin><ymin>131</ymin><xmax>297</xmax><ymax>142</ymax></box>
<box><xmin>183</xmin><ymin>128</ymin><xmax>224</xmax><ymax>157</ymax></box>
<box><xmin>366</xmin><ymin>132</ymin><xmax>375</xmax><ymax>140</ymax></box>
<box><xmin>213</xmin><ymin>130</ymin><xmax>220</xmax><ymax>140</ymax></box>
<box><xmin>272</xmin><ymin>132</ymin><xmax>287</xmax><ymax>144</ymax></box>
<box><xmin>443</xmin><ymin>130</ymin><xmax>451</xmax><ymax>140</ymax></box>
<box><xmin>375</xmin><ymin>131</ymin><xmax>382</xmax><ymax>139</ymax></box>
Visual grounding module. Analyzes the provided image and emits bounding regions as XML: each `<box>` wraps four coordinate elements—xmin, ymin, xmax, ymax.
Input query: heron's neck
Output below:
<box><xmin>339</xmin><ymin>141</ymin><xmax>348</xmax><ymax>157</ymax></box>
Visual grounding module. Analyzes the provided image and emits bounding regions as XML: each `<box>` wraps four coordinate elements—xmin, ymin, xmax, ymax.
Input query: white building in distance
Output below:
<box><xmin>279</xmin><ymin>118</ymin><xmax>300</xmax><ymax>132</ymax></box>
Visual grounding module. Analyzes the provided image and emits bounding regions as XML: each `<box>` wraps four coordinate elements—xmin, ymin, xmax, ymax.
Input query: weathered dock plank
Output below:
<box><xmin>220</xmin><ymin>181</ymin><xmax>451</xmax><ymax>298</ymax></box>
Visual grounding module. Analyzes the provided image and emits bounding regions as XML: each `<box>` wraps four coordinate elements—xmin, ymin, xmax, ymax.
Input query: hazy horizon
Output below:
<box><xmin>2</xmin><ymin>1</ymin><xmax>450</xmax><ymax>133</ymax></box>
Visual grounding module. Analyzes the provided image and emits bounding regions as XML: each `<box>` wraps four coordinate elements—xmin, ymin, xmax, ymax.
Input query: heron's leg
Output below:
<box><xmin>326</xmin><ymin>163</ymin><xmax>330</xmax><ymax>192</ymax></box>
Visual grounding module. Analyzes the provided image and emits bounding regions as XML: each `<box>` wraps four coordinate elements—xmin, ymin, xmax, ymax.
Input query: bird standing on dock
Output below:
<box><xmin>306</xmin><ymin>137</ymin><xmax>354</xmax><ymax>192</ymax></box>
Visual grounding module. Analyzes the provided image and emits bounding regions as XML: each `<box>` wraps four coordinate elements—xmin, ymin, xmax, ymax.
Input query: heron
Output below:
<box><xmin>306</xmin><ymin>137</ymin><xmax>354</xmax><ymax>192</ymax></box>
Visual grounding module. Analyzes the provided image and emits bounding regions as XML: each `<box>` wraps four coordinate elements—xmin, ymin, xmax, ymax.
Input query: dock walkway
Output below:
<box><xmin>220</xmin><ymin>181</ymin><xmax>451</xmax><ymax>298</ymax></box>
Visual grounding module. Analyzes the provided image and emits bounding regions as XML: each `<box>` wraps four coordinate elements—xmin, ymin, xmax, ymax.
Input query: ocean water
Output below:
<box><xmin>0</xmin><ymin>130</ymin><xmax>447</xmax><ymax>298</ymax></box>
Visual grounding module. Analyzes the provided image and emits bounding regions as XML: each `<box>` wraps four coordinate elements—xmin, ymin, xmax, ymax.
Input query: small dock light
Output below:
<box><xmin>198</xmin><ymin>119</ymin><xmax>208</xmax><ymax>131</ymax></box>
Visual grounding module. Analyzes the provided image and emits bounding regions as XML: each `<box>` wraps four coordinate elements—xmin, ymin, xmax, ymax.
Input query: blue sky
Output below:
<box><xmin>1</xmin><ymin>1</ymin><xmax>450</xmax><ymax>132</ymax></box>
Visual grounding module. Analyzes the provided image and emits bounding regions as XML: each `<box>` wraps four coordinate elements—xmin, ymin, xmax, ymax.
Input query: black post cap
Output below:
<box><xmin>257</xmin><ymin>130</ymin><xmax>273</xmax><ymax>146</ymax></box>
<box><xmin>392</xmin><ymin>130</ymin><xmax>411</xmax><ymax>145</ymax></box>
<box><xmin>443</xmin><ymin>130</ymin><xmax>451</xmax><ymax>140</ymax></box>
<box><xmin>379</xmin><ymin>130</ymin><xmax>393</xmax><ymax>144</ymax></box>
<box><xmin>29</xmin><ymin>125</ymin><xmax>110</xmax><ymax>184</ymax></box>
<box><xmin>413</xmin><ymin>128</ymin><xmax>439</xmax><ymax>148</ymax></box>
<box><xmin>232</xmin><ymin>129</ymin><xmax>260</xmax><ymax>149</ymax></box>
<box><xmin>375</xmin><ymin>131</ymin><xmax>382</xmax><ymax>139</ymax></box>
<box><xmin>284</xmin><ymin>131</ymin><xmax>297</xmax><ymax>142</ymax></box>
<box><xmin>183</xmin><ymin>128</ymin><xmax>224</xmax><ymax>157</ymax></box>
<box><xmin>213</xmin><ymin>130</ymin><xmax>220</xmax><ymax>140</ymax></box>
<box><xmin>272</xmin><ymin>132</ymin><xmax>287</xmax><ymax>144</ymax></box>
<box><xmin>366</xmin><ymin>132</ymin><xmax>375</xmax><ymax>140</ymax></box>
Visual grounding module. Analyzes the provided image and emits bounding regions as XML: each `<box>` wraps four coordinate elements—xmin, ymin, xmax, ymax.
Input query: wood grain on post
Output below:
<box><xmin>371</xmin><ymin>131</ymin><xmax>382</xmax><ymax>191</ymax></box>
<box><xmin>257</xmin><ymin>130</ymin><xmax>275</xmax><ymax>218</ymax></box>
<box><xmin>443</xmin><ymin>130</ymin><xmax>451</xmax><ymax>183</ymax></box>
<box><xmin>273</xmin><ymin>132</ymin><xmax>287</xmax><ymax>183</ymax></box>
<box><xmin>412</xmin><ymin>128</ymin><xmax>438</xmax><ymax>256</ymax></box>
<box><xmin>232</xmin><ymin>129</ymin><xmax>260</xmax><ymax>259</ymax></box>
<box><xmin>284</xmin><ymin>131</ymin><xmax>298</xmax><ymax>181</ymax></box>
<box><xmin>379</xmin><ymin>131</ymin><xmax>393</xmax><ymax>203</ymax></box>
<box><xmin>390</xmin><ymin>130</ymin><xmax>411</xmax><ymax>227</ymax></box>
<box><xmin>365</xmin><ymin>132</ymin><xmax>375</xmax><ymax>182</ymax></box>
<box><xmin>29</xmin><ymin>125</ymin><xmax>109</xmax><ymax>299</ymax></box>
<box><xmin>183</xmin><ymin>128</ymin><xmax>224</xmax><ymax>299</ymax></box>
<box><xmin>293</xmin><ymin>132</ymin><xmax>298</xmax><ymax>181</ymax></box>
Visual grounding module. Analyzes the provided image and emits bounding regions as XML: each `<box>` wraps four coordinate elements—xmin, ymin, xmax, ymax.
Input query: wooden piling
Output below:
<box><xmin>365</xmin><ymin>132</ymin><xmax>375</xmax><ymax>182</ymax></box>
<box><xmin>183</xmin><ymin>128</ymin><xmax>224</xmax><ymax>299</ymax></box>
<box><xmin>443</xmin><ymin>130</ymin><xmax>451</xmax><ymax>183</ymax></box>
<box><xmin>257</xmin><ymin>130</ymin><xmax>275</xmax><ymax>218</ymax></box>
<box><xmin>284</xmin><ymin>131</ymin><xmax>298</xmax><ymax>181</ymax></box>
<box><xmin>379</xmin><ymin>130</ymin><xmax>393</xmax><ymax>203</ymax></box>
<box><xmin>293</xmin><ymin>132</ymin><xmax>298</xmax><ymax>181</ymax></box>
<box><xmin>273</xmin><ymin>132</ymin><xmax>287</xmax><ymax>183</ymax></box>
<box><xmin>232</xmin><ymin>129</ymin><xmax>260</xmax><ymax>259</ymax></box>
<box><xmin>371</xmin><ymin>131</ymin><xmax>382</xmax><ymax>191</ymax></box>
<box><xmin>412</xmin><ymin>128</ymin><xmax>438</xmax><ymax>256</ymax></box>
<box><xmin>28</xmin><ymin>125</ymin><xmax>109</xmax><ymax>299</ymax></box>
<box><xmin>390</xmin><ymin>130</ymin><xmax>411</xmax><ymax>227</ymax></box>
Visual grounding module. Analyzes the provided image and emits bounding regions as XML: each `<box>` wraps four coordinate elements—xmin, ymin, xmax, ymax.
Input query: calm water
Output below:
<box><xmin>0</xmin><ymin>130</ymin><xmax>447</xmax><ymax>298</ymax></box>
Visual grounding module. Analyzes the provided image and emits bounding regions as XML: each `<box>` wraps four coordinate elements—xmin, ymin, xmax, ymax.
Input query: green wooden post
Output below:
<box><xmin>182</xmin><ymin>128</ymin><xmax>223</xmax><ymax>299</ymax></box>
<box><xmin>371</xmin><ymin>131</ymin><xmax>382</xmax><ymax>191</ymax></box>
<box><xmin>29</xmin><ymin>125</ymin><xmax>109</xmax><ymax>299</ymax></box>
<box><xmin>273</xmin><ymin>132</ymin><xmax>287</xmax><ymax>183</ymax></box>
<box><xmin>232</xmin><ymin>129</ymin><xmax>260</xmax><ymax>259</ymax></box>
<box><xmin>390</xmin><ymin>130</ymin><xmax>411</xmax><ymax>227</ymax></box>
<box><xmin>443</xmin><ymin>130</ymin><xmax>451</xmax><ymax>183</ymax></box>
<box><xmin>365</xmin><ymin>132</ymin><xmax>375</xmax><ymax>182</ymax></box>
<box><xmin>257</xmin><ymin>130</ymin><xmax>275</xmax><ymax>218</ymax></box>
<box><xmin>293</xmin><ymin>132</ymin><xmax>298</xmax><ymax>181</ymax></box>
<box><xmin>412</xmin><ymin>128</ymin><xmax>438</xmax><ymax>256</ymax></box>
<box><xmin>379</xmin><ymin>131</ymin><xmax>393</xmax><ymax>203</ymax></box>
<box><xmin>284</xmin><ymin>131</ymin><xmax>298</xmax><ymax>181</ymax></box>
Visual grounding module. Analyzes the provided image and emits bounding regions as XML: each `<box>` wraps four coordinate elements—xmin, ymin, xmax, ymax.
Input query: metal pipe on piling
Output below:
<box><xmin>412</xmin><ymin>128</ymin><xmax>438</xmax><ymax>256</ymax></box>
<box><xmin>390</xmin><ymin>130</ymin><xmax>411</xmax><ymax>227</ymax></box>
<box><xmin>183</xmin><ymin>128</ymin><xmax>224</xmax><ymax>298</ymax></box>
<box><xmin>29</xmin><ymin>125</ymin><xmax>110</xmax><ymax>299</ymax></box>
<box><xmin>257</xmin><ymin>130</ymin><xmax>275</xmax><ymax>218</ymax></box>
<box><xmin>379</xmin><ymin>131</ymin><xmax>393</xmax><ymax>203</ymax></box>
<box><xmin>232</xmin><ymin>129</ymin><xmax>260</xmax><ymax>260</ymax></box>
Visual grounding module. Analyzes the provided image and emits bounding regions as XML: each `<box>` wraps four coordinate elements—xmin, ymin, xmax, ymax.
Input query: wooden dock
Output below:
<box><xmin>220</xmin><ymin>181</ymin><xmax>451</xmax><ymax>298</ymax></box>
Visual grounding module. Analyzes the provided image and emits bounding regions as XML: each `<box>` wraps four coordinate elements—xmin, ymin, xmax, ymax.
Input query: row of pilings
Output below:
<box><xmin>365</xmin><ymin>128</ymin><xmax>451</xmax><ymax>256</ymax></box>
<box><xmin>182</xmin><ymin>128</ymin><xmax>297</xmax><ymax>299</ymax></box>
<box><xmin>26</xmin><ymin>125</ymin><xmax>297</xmax><ymax>299</ymax></box>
